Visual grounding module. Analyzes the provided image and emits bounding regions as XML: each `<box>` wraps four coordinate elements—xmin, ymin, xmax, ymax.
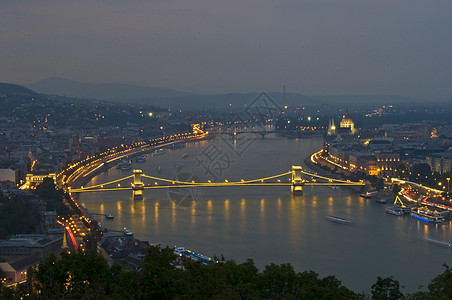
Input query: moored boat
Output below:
<box><xmin>174</xmin><ymin>246</ymin><xmax>215</xmax><ymax>265</ymax></box>
<box><xmin>360</xmin><ymin>191</ymin><xmax>378</xmax><ymax>198</ymax></box>
<box><xmin>385</xmin><ymin>207</ymin><xmax>404</xmax><ymax>216</ymax></box>
<box><xmin>133</xmin><ymin>155</ymin><xmax>146</xmax><ymax>163</ymax></box>
<box><xmin>410</xmin><ymin>207</ymin><xmax>444</xmax><ymax>223</ymax></box>
<box><xmin>117</xmin><ymin>160</ymin><xmax>132</xmax><ymax>170</ymax></box>
<box><xmin>153</xmin><ymin>149</ymin><xmax>166</xmax><ymax>156</ymax></box>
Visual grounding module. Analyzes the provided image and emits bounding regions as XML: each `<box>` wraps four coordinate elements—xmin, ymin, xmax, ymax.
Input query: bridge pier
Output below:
<box><xmin>291</xmin><ymin>166</ymin><xmax>304</xmax><ymax>195</ymax></box>
<box><xmin>132</xmin><ymin>170</ymin><xmax>144</xmax><ymax>200</ymax></box>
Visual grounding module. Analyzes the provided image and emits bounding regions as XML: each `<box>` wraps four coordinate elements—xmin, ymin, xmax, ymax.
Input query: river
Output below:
<box><xmin>79</xmin><ymin>134</ymin><xmax>452</xmax><ymax>292</ymax></box>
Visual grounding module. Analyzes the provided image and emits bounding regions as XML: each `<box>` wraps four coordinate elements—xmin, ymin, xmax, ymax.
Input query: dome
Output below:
<box><xmin>340</xmin><ymin>113</ymin><xmax>354</xmax><ymax>127</ymax></box>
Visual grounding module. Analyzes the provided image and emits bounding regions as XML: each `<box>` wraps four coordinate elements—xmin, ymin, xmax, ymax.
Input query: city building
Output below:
<box><xmin>25</xmin><ymin>172</ymin><xmax>56</xmax><ymax>188</ymax></box>
<box><xmin>327</xmin><ymin>113</ymin><xmax>357</xmax><ymax>137</ymax></box>
<box><xmin>0</xmin><ymin>234</ymin><xmax>63</xmax><ymax>260</ymax></box>
<box><xmin>0</xmin><ymin>256</ymin><xmax>39</xmax><ymax>285</ymax></box>
<box><xmin>339</xmin><ymin>112</ymin><xmax>356</xmax><ymax>135</ymax></box>
<box><xmin>426</xmin><ymin>152</ymin><xmax>452</xmax><ymax>174</ymax></box>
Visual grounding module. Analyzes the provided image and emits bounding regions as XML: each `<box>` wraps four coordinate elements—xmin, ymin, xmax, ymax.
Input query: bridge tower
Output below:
<box><xmin>132</xmin><ymin>169</ymin><xmax>144</xmax><ymax>200</ymax></box>
<box><xmin>291</xmin><ymin>166</ymin><xmax>304</xmax><ymax>195</ymax></box>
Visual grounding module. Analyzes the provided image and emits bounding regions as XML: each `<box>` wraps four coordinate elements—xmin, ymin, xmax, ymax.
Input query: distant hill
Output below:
<box><xmin>0</xmin><ymin>83</ymin><xmax>38</xmax><ymax>96</ymax></box>
<box><xmin>309</xmin><ymin>94</ymin><xmax>428</xmax><ymax>105</ymax></box>
<box><xmin>23</xmin><ymin>77</ymin><xmax>432</xmax><ymax>109</ymax></box>
<box><xmin>26</xmin><ymin>77</ymin><xmax>190</xmax><ymax>102</ymax></box>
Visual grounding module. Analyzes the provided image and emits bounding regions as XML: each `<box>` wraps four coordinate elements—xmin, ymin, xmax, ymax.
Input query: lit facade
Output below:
<box><xmin>426</xmin><ymin>153</ymin><xmax>452</xmax><ymax>174</ymax></box>
<box><xmin>25</xmin><ymin>172</ymin><xmax>56</xmax><ymax>188</ymax></box>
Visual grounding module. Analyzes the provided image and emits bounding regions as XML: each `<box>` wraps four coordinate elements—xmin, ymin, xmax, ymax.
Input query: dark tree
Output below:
<box><xmin>33</xmin><ymin>177</ymin><xmax>69</xmax><ymax>216</ymax></box>
<box><xmin>427</xmin><ymin>264</ymin><xmax>452</xmax><ymax>299</ymax></box>
<box><xmin>371</xmin><ymin>276</ymin><xmax>404</xmax><ymax>300</ymax></box>
<box><xmin>139</xmin><ymin>245</ymin><xmax>180</xmax><ymax>299</ymax></box>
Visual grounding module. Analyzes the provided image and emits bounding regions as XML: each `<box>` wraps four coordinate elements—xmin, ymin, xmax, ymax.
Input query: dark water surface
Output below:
<box><xmin>80</xmin><ymin>135</ymin><xmax>452</xmax><ymax>292</ymax></box>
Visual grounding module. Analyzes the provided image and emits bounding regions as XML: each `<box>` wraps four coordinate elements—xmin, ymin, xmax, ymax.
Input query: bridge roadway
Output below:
<box><xmin>61</xmin><ymin>132</ymin><xmax>208</xmax><ymax>190</ymax></box>
<box><xmin>69</xmin><ymin>167</ymin><xmax>365</xmax><ymax>197</ymax></box>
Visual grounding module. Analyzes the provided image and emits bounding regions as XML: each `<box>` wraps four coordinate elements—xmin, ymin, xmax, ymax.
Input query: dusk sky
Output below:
<box><xmin>1</xmin><ymin>0</ymin><xmax>452</xmax><ymax>98</ymax></box>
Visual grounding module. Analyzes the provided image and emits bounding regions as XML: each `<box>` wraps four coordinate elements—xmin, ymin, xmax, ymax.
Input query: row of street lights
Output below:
<box><xmin>438</xmin><ymin>177</ymin><xmax>451</xmax><ymax>194</ymax></box>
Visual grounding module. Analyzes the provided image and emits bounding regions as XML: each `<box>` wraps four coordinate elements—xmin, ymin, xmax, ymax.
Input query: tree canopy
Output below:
<box><xmin>1</xmin><ymin>246</ymin><xmax>451</xmax><ymax>300</ymax></box>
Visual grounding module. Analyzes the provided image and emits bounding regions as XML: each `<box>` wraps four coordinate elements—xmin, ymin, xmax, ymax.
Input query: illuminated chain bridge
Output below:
<box><xmin>68</xmin><ymin>166</ymin><xmax>365</xmax><ymax>199</ymax></box>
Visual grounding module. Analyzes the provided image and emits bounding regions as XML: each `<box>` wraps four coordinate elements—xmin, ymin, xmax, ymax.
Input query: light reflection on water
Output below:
<box><xmin>80</xmin><ymin>136</ymin><xmax>452</xmax><ymax>292</ymax></box>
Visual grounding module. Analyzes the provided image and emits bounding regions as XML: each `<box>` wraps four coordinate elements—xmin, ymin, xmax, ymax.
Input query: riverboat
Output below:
<box><xmin>106</xmin><ymin>214</ymin><xmax>114</xmax><ymax>219</ymax></box>
<box><xmin>124</xmin><ymin>229</ymin><xmax>134</xmax><ymax>236</ymax></box>
<box><xmin>326</xmin><ymin>215</ymin><xmax>351</xmax><ymax>224</ymax></box>
<box><xmin>117</xmin><ymin>160</ymin><xmax>132</xmax><ymax>170</ymax></box>
<box><xmin>410</xmin><ymin>207</ymin><xmax>444</xmax><ymax>223</ymax></box>
<box><xmin>385</xmin><ymin>207</ymin><xmax>404</xmax><ymax>216</ymax></box>
<box><xmin>360</xmin><ymin>191</ymin><xmax>378</xmax><ymax>198</ymax></box>
<box><xmin>427</xmin><ymin>238</ymin><xmax>452</xmax><ymax>248</ymax></box>
<box><xmin>153</xmin><ymin>149</ymin><xmax>166</xmax><ymax>156</ymax></box>
<box><xmin>174</xmin><ymin>246</ymin><xmax>215</xmax><ymax>265</ymax></box>
<box><xmin>132</xmin><ymin>155</ymin><xmax>146</xmax><ymax>163</ymax></box>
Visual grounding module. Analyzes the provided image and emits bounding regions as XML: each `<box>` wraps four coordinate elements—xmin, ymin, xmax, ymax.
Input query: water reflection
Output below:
<box><xmin>312</xmin><ymin>195</ymin><xmax>317</xmax><ymax>208</ymax></box>
<box><xmin>191</xmin><ymin>201</ymin><xmax>196</xmax><ymax>228</ymax></box>
<box><xmin>79</xmin><ymin>136</ymin><xmax>452</xmax><ymax>292</ymax></box>
<box><xmin>117</xmin><ymin>201</ymin><xmax>122</xmax><ymax>217</ymax></box>
<box><xmin>224</xmin><ymin>199</ymin><xmax>230</xmax><ymax>221</ymax></box>
<box><xmin>240</xmin><ymin>198</ymin><xmax>246</xmax><ymax>231</ymax></box>
<box><xmin>207</xmin><ymin>200</ymin><xmax>212</xmax><ymax>225</ymax></box>
<box><xmin>327</xmin><ymin>196</ymin><xmax>333</xmax><ymax>215</ymax></box>
<box><xmin>171</xmin><ymin>202</ymin><xmax>176</xmax><ymax>230</ymax></box>
<box><xmin>141</xmin><ymin>201</ymin><xmax>146</xmax><ymax>222</ymax></box>
<box><xmin>260</xmin><ymin>198</ymin><xmax>266</xmax><ymax>235</ymax></box>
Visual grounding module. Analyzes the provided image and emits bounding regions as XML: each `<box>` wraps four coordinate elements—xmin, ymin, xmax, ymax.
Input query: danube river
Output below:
<box><xmin>79</xmin><ymin>134</ymin><xmax>452</xmax><ymax>292</ymax></box>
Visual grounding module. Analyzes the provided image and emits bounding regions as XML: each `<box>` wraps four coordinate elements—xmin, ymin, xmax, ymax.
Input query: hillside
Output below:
<box><xmin>0</xmin><ymin>83</ymin><xmax>38</xmax><ymax>96</ymax></box>
<box><xmin>23</xmin><ymin>77</ymin><xmax>432</xmax><ymax>109</ymax></box>
<box><xmin>26</xmin><ymin>77</ymin><xmax>189</xmax><ymax>102</ymax></box>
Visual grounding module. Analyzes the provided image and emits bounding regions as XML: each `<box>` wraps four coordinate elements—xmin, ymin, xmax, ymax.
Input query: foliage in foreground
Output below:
<box><xmin>1</xmin><ymin>246</ymin><xmax>451</xmax><ymax>299</ymax></box>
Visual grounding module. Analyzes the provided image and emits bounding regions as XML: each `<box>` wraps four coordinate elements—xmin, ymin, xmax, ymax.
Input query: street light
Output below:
<box><xmin>447</xmin><ymin>178</ymin><xmax>450</xmax><ymax>194</ymax></box>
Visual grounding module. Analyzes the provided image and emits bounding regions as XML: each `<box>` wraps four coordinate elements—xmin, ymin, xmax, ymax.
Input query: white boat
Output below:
<box><xmin>124</xmin><ymin>229</ymin><xmax>134</xmax><ymax>236</ymax></box>
<box><xmin>105</xmin><ymin>214</ymin><xmax>114</xmax><ymax>219</ymax></box>
<box><xmin>427</xmin><ymin>238</ymin><xmax>452</xmax><ymax>248</ymax></box>
<box><xmin>360</xmin><ymin>191</ymin><xmax>378</xmax><ymax>198</ymax></box>
<box><xmin>326</xmin><ymin>215</ymin><xmax>351</xmax><ymax>224</ymax></box>
<box><xmin>153</xmin><ymin>149</ymin><xmax>166</xmax><ymax>156</ymax></box>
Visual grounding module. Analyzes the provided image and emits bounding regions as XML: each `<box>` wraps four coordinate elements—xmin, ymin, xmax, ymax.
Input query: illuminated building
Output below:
<box><xmin>327</xmin><ymin>119</ymin><xmax>337</xmax><ymax>136</ymax></box>
<box><xmin>426</xmin><ymin>153</ymin><xmax>452</xmax><ymax>174</ymax></box>
<box><xmin>339</xmin><ymin>112</ymin><xmax>356</xmax><ymax>135</ymax></box>
<box><xmin>25</xmin><ymin>172</ymin><xmax>56</xmax><ymax>189</ymax></box>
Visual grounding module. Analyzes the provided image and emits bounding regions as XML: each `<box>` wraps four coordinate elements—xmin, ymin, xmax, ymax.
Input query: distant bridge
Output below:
<box><xmin>68</xmin><ymin>166</ymin><xmax>365</xmax><ymax>199</ymax></box>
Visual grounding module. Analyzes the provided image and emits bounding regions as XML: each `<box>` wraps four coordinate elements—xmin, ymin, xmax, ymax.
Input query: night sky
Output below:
<box><xmin>1</xmin><ymin>0</ymin><xmax>452</xmax><ymax>99</ymax></box>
